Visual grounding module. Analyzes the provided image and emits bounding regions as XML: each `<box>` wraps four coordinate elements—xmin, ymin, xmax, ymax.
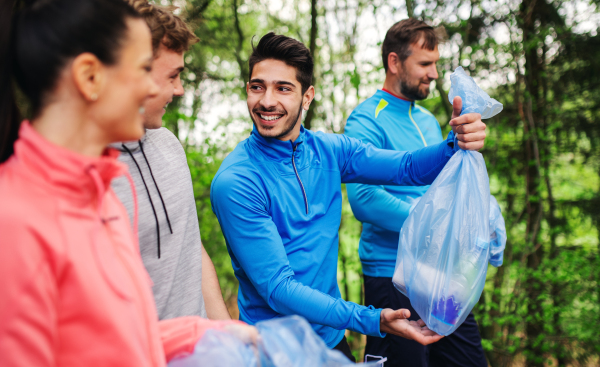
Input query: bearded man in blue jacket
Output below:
<box><xmin>345</xmin><ymin>19</ymin><xmax>489</xmax><ymax>366</ymax></box>
<box><xmin>210</xmin><ymin>32</ymin><xmax>486</xmax><ymax>361</ymax></box>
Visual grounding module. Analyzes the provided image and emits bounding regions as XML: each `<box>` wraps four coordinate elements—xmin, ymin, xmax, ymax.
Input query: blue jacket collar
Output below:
<box><xmin>249</xmin><ymin>124</ymin><xmax>306</xmax><ymax>160</ymax></box>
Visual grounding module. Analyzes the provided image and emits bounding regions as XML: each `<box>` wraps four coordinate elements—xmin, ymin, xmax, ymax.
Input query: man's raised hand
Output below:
<box><xmin>449</xmin><ymin>96</ymin><xmax>486</xmax><ymax>151</ymax></box>
<box><xmin>379</xmin><ymin>308</ymin><xmax>443</xmax><ymax>346</ymax></box>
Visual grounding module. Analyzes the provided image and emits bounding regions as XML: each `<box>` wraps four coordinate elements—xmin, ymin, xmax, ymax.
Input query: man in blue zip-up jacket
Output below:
<box><xmin>211</xmin><ymin>32</ymin><xmax>487</xmax><ymax>360</ymax></box>
<box><xmin>345</xmin><ymin>19</ymin><xmax>489</xmax><ymax>366</ymax></box>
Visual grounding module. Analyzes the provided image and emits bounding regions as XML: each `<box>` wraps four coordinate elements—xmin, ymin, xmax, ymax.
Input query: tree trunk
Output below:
<box><xmin>406</xmin><ymin>0</ymin><xmax>414</xmax><ymax>18</ymax></box>
<box><xmin>304</xmin><ymin>0</ymin><xmax>318</xmax><ymax>130</ymax></box>
<box><xmin>232</xmin><ymin>0</ymin><xmax>248</xmax><ymax>91</ymax></box>
<box><xmin>520</xmin><ymin>0</ymin><xmax>546</xmax><ymax>365</ymax></box>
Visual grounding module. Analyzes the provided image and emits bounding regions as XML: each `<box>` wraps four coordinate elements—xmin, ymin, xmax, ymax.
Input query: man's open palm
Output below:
<box><xmin>379</xmin><ymin>308</ymin><xmax>444</xmax><ymax>346</ymax></box>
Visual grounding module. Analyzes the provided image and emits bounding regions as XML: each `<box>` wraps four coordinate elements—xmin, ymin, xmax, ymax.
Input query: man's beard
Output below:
<box><xmin>251</xmin><ymin>102</ymin><xmax>303</xmax><ymax>140</ymax></box>
<box><xmin>399</xmin><ymin>71</ymin><xmax>431</xmax><ymax>101</ymax></box>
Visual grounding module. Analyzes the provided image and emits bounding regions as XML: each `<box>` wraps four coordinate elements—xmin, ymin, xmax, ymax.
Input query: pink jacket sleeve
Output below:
<box><xmin>0</xmin><ymin>223</ymin><xmax>59</xmax><ymax>367</ymax></box>
<box><xmin>159</xmin><ymin>317</ymin><xmax>246</xmax><ymax>361</ymax></box>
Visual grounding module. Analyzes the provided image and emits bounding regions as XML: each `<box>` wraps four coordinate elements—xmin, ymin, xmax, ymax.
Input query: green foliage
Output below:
<box><xmin>186</xmin><ymin>142</ymin><xmax>239</xmax><ymax>312</ymax></box>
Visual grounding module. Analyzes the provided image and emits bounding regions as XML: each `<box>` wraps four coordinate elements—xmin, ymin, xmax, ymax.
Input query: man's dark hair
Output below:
<box><xmin>248</xmin><ymin>32</ymin><xmax>313</xmax><ymax>94</ymax></box>
<box><xmin>382</xmin><ymin>18</ymin><xmax>438</xmax><ymax>71</ymax></box>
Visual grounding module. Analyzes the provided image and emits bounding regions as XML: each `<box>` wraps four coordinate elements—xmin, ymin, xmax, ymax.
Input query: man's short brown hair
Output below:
<box><xmin>128</xmin><ymin>0</ymin><xmax>198</xmax><ymax>55</ymax></box>
<box><xmin>382</xmin><ymin>18</ymin><xmax>438</xmax><ymax>71</ymax></box>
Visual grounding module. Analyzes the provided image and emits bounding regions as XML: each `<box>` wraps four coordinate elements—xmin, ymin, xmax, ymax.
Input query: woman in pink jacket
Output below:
<box><xmin>0</xmin><ymin>1</ymin><xmax>251</xmax><ymax>366</ymax></box>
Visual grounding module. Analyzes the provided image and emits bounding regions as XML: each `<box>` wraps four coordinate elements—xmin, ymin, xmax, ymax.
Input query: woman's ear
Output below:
<box><xmin>303</xmin><ymin>85</ymin><xmax>315</xmax><ymax>111</ymax></box>
<box><xmin>71</xmin><ymin>52</ymin><xmax>104</xmax><ymax>102</ymax></box>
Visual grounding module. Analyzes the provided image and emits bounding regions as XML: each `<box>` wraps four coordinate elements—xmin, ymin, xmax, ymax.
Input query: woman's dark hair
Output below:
<box><xmin>248</xmin><ymin>32</ymin><xmax>313</xmax><ymax>94</ymax></box>
<box><xmin>0</xmin><ymin>0</ymin><xmax>141</xmax><ymax>163</ymax></box>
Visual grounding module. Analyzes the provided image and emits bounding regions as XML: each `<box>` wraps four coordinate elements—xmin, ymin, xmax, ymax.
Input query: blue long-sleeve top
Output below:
<box><xmin>210</xmin><ymin>124</ymin><xmax>456</xmax><ymax>347</ymax></box>
<box><xmin>345</xmin><ymin>90</ymin><xmax>444</xmax><ymax>277</ymax></box>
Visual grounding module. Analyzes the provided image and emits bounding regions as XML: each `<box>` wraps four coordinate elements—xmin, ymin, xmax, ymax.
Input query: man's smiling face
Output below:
<box><xmin>143</xmin><ymin>43</ymin><xmax>185</xmax><ymax>129</ymax></box>
<box><xmin>246</xmin><ymin>59</ymin><xmax>313</xmax><ymax>141</ymax></box>
<box><xmin>397</xmin><ymin>37</ymin><xmax>440</xmax><ymax>101</ymax></box>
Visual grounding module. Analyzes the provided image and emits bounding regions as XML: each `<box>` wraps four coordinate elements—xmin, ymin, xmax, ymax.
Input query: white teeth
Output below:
<box><xmin>260</xmin><ymin>114</ymin><xmax>282</xmax><ymax>121</ymax></box>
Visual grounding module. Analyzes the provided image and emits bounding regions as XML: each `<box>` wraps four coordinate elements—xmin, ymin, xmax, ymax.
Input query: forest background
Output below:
<box><xmin>157</xmin><ymin>0</ymin><xmax>600</xmax><ymax>365</ymax></box>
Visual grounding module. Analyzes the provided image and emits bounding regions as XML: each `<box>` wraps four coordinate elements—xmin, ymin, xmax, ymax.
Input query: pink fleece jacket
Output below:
<box><xmin>0</xmin><ymin>122</ymin><xmax>238</xmax><ymax>367</ymax></box>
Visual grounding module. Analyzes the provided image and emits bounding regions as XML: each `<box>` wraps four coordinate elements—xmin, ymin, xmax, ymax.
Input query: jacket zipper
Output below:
<box><xmin>91</xmin><ymin>167</ymin><xmax>158</xmax><ymax>365</ymax></box>
<box><xmin>408</xmin><ymin>104</ymin><xmax>428</xmax><ymax>147</ymax></box>
<box><xmin>292</xmin><ymin>142</ymin><xmax>309</xmax><ymax>214</ymax></box>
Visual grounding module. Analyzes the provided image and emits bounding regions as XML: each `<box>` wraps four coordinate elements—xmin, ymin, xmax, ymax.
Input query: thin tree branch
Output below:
<box><xmin>406</xmin><ymin>0</ymin><xmax>414</xmax><ymax>17</ymax></box>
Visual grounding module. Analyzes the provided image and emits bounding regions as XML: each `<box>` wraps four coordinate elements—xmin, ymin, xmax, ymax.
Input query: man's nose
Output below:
<box><xmin>428</xmin><ymin>64</ymin><xmax>439</xmax><ymax>80</ymax></box>
<box><xmin>259</xmin><ymin>87</ymin><xmax>278</xmax><ymax>109</ymax></box>
<box><xmin>173</xmin><ymin>76</ymin><xmax>184</xmax><ymax>97</ymax></box>
<box><xmin>148</xmin><ymin>78</ymin><xmax>159</xmax><ymax>98</ymax></box>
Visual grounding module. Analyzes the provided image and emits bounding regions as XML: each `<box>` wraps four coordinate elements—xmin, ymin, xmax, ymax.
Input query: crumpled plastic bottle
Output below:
<box><xmin>409</xmin><ymin>195</ymin><xmax>506</xmax><ymax>269</ymax></box>
<box><xmin>489</xmin><ymin>195</ymin><xmax>506</xmax><ymax>267</ymax></box>
<box><xmin>448</xmin><ymin>66</ymin><xmax>503</xmax><ymax>118</ymax></box>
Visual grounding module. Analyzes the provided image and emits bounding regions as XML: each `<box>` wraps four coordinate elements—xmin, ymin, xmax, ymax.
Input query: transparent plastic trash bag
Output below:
<box><xmin>168</xmin><ymin>328</ymin><xmax>258</xmax><ymax>367</ymax></box>
<box><xmin>448</xmin><ymin>66</ymin><xmax>503</xmax><ymax>119</ymax></box>
<box><xmin>256</xmin><ymin>316</ymin><xmax>375</xmax><ymax>367</ymax></box>
<box><xmin>392</xmin><ymin>68</ymin><xmax>504</xmax><ymax>336</ymax></box>
<box><xmin>168</xmin><ymin>316</ymin><xmax>382</xmax><ymax>367</ymax></box>
<box><xmin>392</xmin><ymin>150</ymin><xmax>491</xmax><ymax>336</ymax></box>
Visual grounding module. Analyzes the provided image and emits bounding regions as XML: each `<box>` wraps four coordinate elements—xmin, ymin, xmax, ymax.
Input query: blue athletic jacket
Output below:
<box><xmin>210</xmin><ymin>124</ymin><xmax>456</xmax><ymax>347</ymax></box>
<box><xmin>345</xmin><ymin>90</ymin><xmax>444</xmax><ymax>277</ymax></box>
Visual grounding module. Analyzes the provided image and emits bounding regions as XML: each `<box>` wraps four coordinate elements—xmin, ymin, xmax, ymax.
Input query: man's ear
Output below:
<box><xmin>387</xmin><ymin>52</ymin><xmax>403</xmax><ymax>76</ymax></box>
<box><xmin>303</xmin><ymin>85</ymin><xmax>315</xmax><ymax>111</ymax></box>
<box><xmin>71</xmin><ymin>52</ymin><xmax>104</xmax><ymax>102</ymax></box>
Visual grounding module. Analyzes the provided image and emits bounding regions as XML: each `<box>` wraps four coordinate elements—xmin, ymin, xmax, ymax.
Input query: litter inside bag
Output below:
<box><xmin>409</xmin><ymin>195</ymin><xmax>505</xmax><ymax>268</ymax></box>
<box><xmin>168</xmin><ymin>316</ymin><xmax>382</xmax><ymax>367</ymax></box>
<box><xmin>489</xmin><ymin>195</ymin><xmax>506</xmax><ymax>267</ymax></box>
<box><xmin>392</xmin><ymin>68</ymin><xmax>504</xmax><ymax>336</ymax></box>
<box><xmin>448</xmin><ymin>66</ymin><xmax>503</xmax><ymax>119</ymax></box>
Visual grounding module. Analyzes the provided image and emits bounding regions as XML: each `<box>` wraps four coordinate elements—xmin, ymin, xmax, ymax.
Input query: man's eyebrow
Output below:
<box><xmin>249</xmin><ymin>78</ymin><xmax>296</xmax><ymax>87</ymax></box>
<box><xmin>171</xmin><ymin>66</ymin><xmax>185</xmax><ymax>74</ymax></box>
<box><xmin>275</xmin><ymin>81</ymin><xmax>296</xmax><ymax>87</ymax></box>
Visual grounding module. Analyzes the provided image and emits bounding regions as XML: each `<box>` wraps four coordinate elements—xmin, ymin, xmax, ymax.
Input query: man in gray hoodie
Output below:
<box><xmin>111</xmin><ymin>1</ymin><xmax>230</xmax><ymax>321</ymax></box>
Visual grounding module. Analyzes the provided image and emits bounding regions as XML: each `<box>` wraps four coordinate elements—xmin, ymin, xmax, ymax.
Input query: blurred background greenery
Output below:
<box><xmin>159</xmin><ymin>0</ymin><xmax>600</xmax><ymax>365</ymax></box>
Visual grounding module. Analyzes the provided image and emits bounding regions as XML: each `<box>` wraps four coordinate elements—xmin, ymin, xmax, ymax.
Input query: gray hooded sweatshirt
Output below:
<box><xmin>111</xmin><ymin>128</ymin><xmax>207</xmax><ymax>320</ymax></box>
